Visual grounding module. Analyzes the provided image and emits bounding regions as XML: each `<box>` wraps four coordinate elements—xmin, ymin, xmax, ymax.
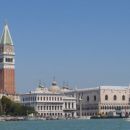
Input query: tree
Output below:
<box><xmin>0</xmin><ymin>96</ymin><xmax>36</xmax><ymax>116</ymax></box>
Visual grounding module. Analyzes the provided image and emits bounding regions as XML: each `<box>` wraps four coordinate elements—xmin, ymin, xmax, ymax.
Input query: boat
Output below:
<box><xmin>0</xmin><ymin>116</ymin><xmax>25</xmax><ymax>121</ymax></box>
<box><xmin>0</xmin><ymin>117</ymin><xmax>5</xmax><ymax>121</ymax></box>
<box><xmin>77</xmin><ymin>116</ymin><xmax>91</xmax><ymax>120</ymax></box>
<box><xmin>124</xmin><ymin>117</ymin><xmax>130</xmax><ymax>121</ymax></box>
<box><xmin>25</xmin><ymin>116</ymin><xmax>46</xmax><ymax>121</ymax></box>
<box><xmin>26</xmin><ymin>117</ymin><xmax>46</xmax><ymax>121</ymax></box>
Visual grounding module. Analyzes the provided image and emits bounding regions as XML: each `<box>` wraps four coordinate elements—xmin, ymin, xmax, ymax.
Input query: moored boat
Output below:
<box><xmin>77</xmin><ymin>116</ymin><xmax>91</xmax><ymax>120</ymax></box>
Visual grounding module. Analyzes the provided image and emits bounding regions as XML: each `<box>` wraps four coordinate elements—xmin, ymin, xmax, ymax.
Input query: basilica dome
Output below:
<box><xmin>49</xmin><ymin>80</ymin><xmax>60</xmax><ymax>93</ymax></box>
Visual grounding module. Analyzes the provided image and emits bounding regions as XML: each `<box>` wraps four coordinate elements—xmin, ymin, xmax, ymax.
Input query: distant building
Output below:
<box><xmin>0</xmin><ymin>93</ymin><xmax>20</xmax><ymax>103</ymax></box>
<box><xmin>21</xmin><ymin>80</ymin><xmax>76</xmax><ymax>118</ymax></box>
<box><xmin>0</xmin><ymin>24</ymin><xmax>15</xmax><ymax>95</ymax></box>
<box><xmin>65</xmin><ymin>86</ymin><xmax>130</xmax><ymax>117</ymax></box>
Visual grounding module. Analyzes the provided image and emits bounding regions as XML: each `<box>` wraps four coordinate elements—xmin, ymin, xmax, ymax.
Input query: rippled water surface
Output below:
<box><xmin>0</xmin><ymin>119</ymin><xmax>130</xmax><ymax>130</ymax></box>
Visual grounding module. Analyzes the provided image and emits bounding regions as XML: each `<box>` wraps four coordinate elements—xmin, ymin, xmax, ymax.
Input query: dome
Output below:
<box><xmin>35</xmin><ymin>86</ymin><xmax>49</xmax><ymax>93</ymax></box>
<box><xmin>50</xmin><ymin>86</ymin><xmax>60</xmax><ymax>93</ymax></box>
<box><xmin>52</xmin><ymin>80</ymin><xmax>57</xmax><ymax>86</ymax></box>
<box><xmin>49</xmin><ymin>80</ymin><xmax>60</xmax><ymax>93</ymax></box>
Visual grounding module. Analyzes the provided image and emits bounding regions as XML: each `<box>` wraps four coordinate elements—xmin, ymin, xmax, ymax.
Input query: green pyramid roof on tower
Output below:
<box><xmin>0</xmin><ymin>24</ymin><xmax>13</xmax><ymax>45</ymax></box>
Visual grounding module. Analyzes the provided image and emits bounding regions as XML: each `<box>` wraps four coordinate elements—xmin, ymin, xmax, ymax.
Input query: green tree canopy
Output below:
<box><xmin>0</xmin><ymin>96</ymin><xmax>36</xmax><ymax>116</ymax></box>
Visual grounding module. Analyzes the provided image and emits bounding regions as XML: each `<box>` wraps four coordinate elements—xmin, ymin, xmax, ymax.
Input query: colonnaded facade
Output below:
<box><xmin>21</xmin><ymin>83</ymin><xmax>130</xmax><ymax>117</ymax></box>
<box><xmin>65</xmin><ymin>86</ymin><xmax>130</xmax><ymax>117</ymax></box>
<box><xmin>21</xmin><ymin>80</ymin><xmax>76</xmax><ymax>118</ymax></box>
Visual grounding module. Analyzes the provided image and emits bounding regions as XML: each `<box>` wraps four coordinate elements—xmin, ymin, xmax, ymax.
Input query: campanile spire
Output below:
<box><xmin>0</xmin><ymin>23</ymin><xmax>15</xmax><ymax>95</ymax></box>
<box><xmin>0</xmin><ymin>24</ymin><xmax>13</xmax><ymax>45</ymax></box>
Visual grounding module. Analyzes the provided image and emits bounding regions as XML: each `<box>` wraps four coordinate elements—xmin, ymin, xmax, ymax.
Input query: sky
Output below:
<box><xmin>0</xmin><ymin>0</ymin><xmax>130</xmax><ymax>93</ymax></box>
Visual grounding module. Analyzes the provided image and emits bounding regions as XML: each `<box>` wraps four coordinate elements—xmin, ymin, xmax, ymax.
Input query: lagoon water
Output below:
<box><xmin>0</xmin><ymin>119</ymin><xmax>130</xmax><ymax>130</ymax></box>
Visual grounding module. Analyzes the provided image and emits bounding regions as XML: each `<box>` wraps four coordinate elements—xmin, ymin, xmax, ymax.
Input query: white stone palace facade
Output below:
<box><xmin>21</xmin><ymin>81</ymin><xmax>76</xmax><ymax>118</ymax></box>
<box><xmin>65</xmin><ymin>86</ymin><xmax>130</xmax><ymax>117</ymax></box>
<box><xmin>21</xmin><ymin>82</ymin><xmax>130</xmax><ymax>118</ymax></box>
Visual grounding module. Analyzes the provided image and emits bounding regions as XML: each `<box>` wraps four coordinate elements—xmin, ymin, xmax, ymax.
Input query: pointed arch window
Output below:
<box><xmin>105</xmin><ymin>95</ymin><xmax>108</xmax><ymax>100</ymax></box>
<box><xmin>113</xmin><ymin>95</ymin><xmax>117</xmax><ymax>100</ymax></box>
<box><xmin>122</xmin><ymin>95</ymin><xmax>125</xmax><ymax>101</ymax></box>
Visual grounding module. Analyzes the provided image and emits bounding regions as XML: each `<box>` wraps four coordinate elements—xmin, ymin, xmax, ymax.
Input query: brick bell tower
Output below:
<box><xmin>0</xmin><ymin>24</ymin><xmax>15</xmax><ymax>95</ymax></box>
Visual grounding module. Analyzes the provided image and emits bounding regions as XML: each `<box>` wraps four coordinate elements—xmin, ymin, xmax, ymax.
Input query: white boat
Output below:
<box><xmin>124</xmin><ymin>117</ymin><xmax>130</xmax><ymax>121</ymax></box>
<box><xmin>26</xmin><ymin>116</ymin><xmax>46</xmax><ymax>121</ymax></box>
<box><xmin>77</xmin><ymin>116</ymin><xmax>91</xmax><ymax>120</ymax></box>
<box><xmin>0</xmin><ymin>117</ymin><xmax>5</xmax><ymax>121</ymax></box>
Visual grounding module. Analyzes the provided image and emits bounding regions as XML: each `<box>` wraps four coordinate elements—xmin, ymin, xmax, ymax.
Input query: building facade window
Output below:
<box><xmin>68</xmin><ymin>103</ymin><xmax>70</xmax><ymax>109</ymax></box>
<box><xmin>0</xmin><ymin>58</ymin><xmax>3</xmax><ymax>62</ymax></box>
<box><xmin>6</xmin><ymin>58</ymin><xmax>13</xmax><ymax>62</ymax></box>
<box><xmin>65</xmin><ymin>102</ymin><xmax>67</xmax><ymax>109</ymax></box>
<box><xmin>105</xmin><ymin>95</ymin><xmax>108</xmax><ymax>100</ymax></box>
<box><xmin>94</xmin><ymin>95</ymin><xmax>96</xmax><ymax>101</ymax></box>
<box><xmin>87</xmin><ymin>96</ymin><xmax>89</xmax><ymax>102</ymax></box>
<box><xmin>72</xmin><ymin>103</ymin><xmax>74</xmax><ymax>108</ymax></box>
<box><xmin>113</xmin><ymin>95</ymin><xmax>117</xmax><ymax>100</ymax></box>
<box><xmin>122</xmin><ymin>95</ymin><xmax>125</xmax><ymax>100</ymax></box>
